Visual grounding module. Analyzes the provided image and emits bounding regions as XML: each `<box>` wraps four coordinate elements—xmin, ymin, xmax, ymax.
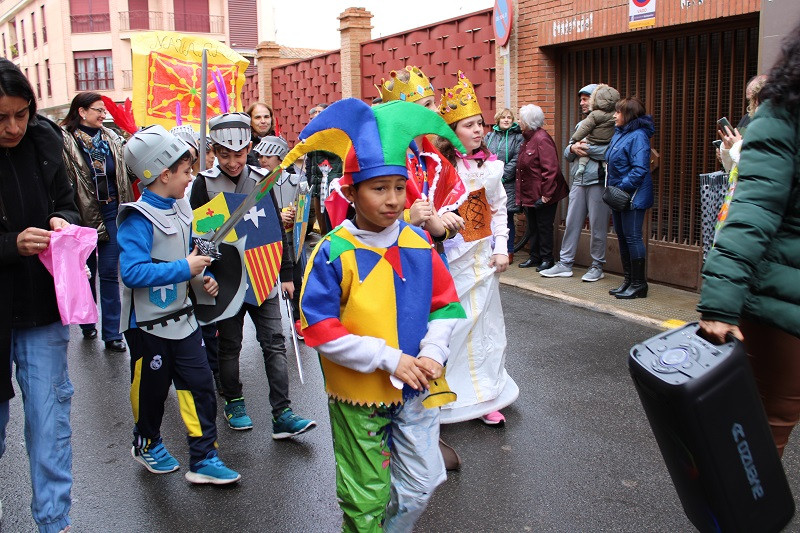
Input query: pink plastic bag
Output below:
<box><xmin>38</xmin><ymin>225</ymin><xmax>99</xmax><ymax>325</ymax></box>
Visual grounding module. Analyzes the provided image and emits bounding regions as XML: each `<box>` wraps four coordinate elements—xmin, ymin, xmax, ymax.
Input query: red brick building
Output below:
<box><xmin>501</xmin><ymin>0</ymin><xmax>763</xmax><ymax>290</ymax></box>
<box><xmin>261</xmin><ymin>1</ymin><xmax>797</xmax><ymax>290</ymax></box>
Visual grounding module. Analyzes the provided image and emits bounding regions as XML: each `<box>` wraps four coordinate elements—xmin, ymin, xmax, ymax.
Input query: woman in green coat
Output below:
<box><xmin>698</xmin><ymin>21</ymin><xmax>800</xmax><ymax>457</ymax></box>
<box><xmin>485</xmin><ymin>108</ymin><xmax>523</xmax><ymax>261</ymax></box>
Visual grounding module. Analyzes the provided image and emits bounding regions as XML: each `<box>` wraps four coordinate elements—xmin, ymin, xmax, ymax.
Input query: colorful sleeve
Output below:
<box><xmin>299</xmin><ymin>239</ymin><xmax>348</xmax><ymax>346</ymax></box>
<box><xmin>418</xmin><ymin>250</ymin><xmax>466</xmax><ymax>365</ymax></box>
<box><xmin>299</xmin><ymin>238</ymin><xmax>403</xmax><ymax>373</ymax></box>
<box><xmin>429</xmin><ymin>250</ymin><xmax>465</xmax><ymax>321</ymax></box>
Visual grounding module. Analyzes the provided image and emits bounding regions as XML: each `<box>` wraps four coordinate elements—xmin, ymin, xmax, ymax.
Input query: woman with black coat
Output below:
<box><xmin>0</xmin><ymin>57</ymin><xmax>80</xmax><ymax>533</ymax></box>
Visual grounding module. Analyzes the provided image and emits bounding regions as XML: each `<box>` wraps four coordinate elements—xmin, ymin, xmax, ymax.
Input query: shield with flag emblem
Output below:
<box><xmin>294</xmin><ymin>183</ymin><xmax>311</xmax><ymax>259</ymax></box>
<box><xmin>193</xmin><ymin>192</ymin><xmax>283</xmax><ymax>307</ymax></box>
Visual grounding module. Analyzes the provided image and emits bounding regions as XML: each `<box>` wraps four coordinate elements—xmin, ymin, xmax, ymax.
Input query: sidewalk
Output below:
<box><xmin>500</xmin><ymin>263</ymin><xmax>699</xmax><ymax>331</ymax></box>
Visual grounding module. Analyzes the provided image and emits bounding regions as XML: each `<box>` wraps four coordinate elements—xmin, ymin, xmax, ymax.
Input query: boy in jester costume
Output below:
<box><xmin>285</xmin><ymin>99</ymin><xmax>467</xmax><ymax>532</ymax></box>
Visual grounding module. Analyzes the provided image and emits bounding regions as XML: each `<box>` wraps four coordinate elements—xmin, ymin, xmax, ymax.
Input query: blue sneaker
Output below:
<box><xmin>185</xmin><ymin>450</ymin><xmax>241</xmax><ymax>485</ymax></box>
<box><xmin>272</xmin><ymin>408</ymin><xmax>317</xmax><ymax>440</ymax></box>
<box><xmin>131</xmin><ymin>439</ymin><xmax>179</xmax><ymax>474</ymax></box>
<box><xmin>224</xmin><ymin>398</ymin><xmax>253</xmax><ymax>430</ymax></box>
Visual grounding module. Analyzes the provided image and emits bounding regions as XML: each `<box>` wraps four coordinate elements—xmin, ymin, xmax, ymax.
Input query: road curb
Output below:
<box><xmin>499</xmin><ymin>276</ymin><xmax>685</xmax><ymax>331</ymax></box>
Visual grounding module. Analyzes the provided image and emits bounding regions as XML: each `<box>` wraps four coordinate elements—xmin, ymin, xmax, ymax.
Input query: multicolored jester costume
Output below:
<box><xmin>280</xmin><ymin>98</ymin><xmax>467</xmax><ymax>532</ymax></box>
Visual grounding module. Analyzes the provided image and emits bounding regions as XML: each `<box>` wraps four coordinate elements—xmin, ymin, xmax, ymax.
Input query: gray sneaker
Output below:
<box><xmin>581</xmin><ymin>266</ymin><xmax>605</xmax><ymax>282</ymax></box>
<box><xmin>540</xmin><ymin>262</ymin><xmax>573</xmax><ymax>278</ymax></box>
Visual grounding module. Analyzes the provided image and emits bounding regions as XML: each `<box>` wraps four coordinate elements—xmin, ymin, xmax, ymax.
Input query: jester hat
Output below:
<box><xmin>280</xmin><ymin>98</ymin><xmax>466</xmax><ymax>184</ymax></box>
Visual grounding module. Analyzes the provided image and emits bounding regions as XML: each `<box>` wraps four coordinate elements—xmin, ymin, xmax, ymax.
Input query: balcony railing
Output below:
<box><xmin>169</xmin><ymin>13</ymin><xmax>224</xmax><ymax>34</ymax></box>
<box><xmin>122</xmin><ymin>70</ymin><xmax>133</xmax><ymax>90</ymax></box>
<box><xmin>70</xmin><ymin>13</ymin><xmax>111</xmax><ymax>33</ymax></box>
<box><xmin>116</xmin><ymin>12</ymin><xmax>225</xmax><ymax>34</ymax></box>
<box><xmin>119</xmin><ymin>11</ymin><xmax>164</xmax><ymax>31</ymax></box>
<box><xmin>75</xmin><ymin>72</ymin><xmax>114</xmax><ymax>91</ymax></box>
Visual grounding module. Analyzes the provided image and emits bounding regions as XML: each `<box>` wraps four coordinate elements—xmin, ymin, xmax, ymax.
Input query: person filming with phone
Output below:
<box><xmin>713</xmin><ymin>76</ymin><xmax>768</xmax><ymax>242</ymax></box>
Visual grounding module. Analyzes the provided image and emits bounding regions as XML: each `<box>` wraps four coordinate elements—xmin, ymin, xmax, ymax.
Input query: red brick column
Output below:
<box><xmin>338</xmin><ymin>7</ymin><xmax>373</xmax><ymax>99</ymax></box>
<box><xmin>256</xmin><ymin>41</ymin><xmax>281</xmax><ymax>106</ymax></box>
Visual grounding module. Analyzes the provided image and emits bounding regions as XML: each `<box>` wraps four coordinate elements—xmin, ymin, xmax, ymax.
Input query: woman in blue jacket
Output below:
<box><xmin>605</xmin><ymin>97</ymin><xmax>654</xmax><ymax>299</ymax></box>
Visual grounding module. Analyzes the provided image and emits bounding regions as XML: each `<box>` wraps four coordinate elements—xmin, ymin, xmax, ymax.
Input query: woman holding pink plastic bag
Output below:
<box><xmin>0</xmin><ymin>58</ymin><xmax>81</xmax><ymax>533</ymax></box>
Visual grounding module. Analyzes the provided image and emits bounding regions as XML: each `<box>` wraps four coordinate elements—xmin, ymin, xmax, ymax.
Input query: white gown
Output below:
<box><xmin>440</xmin><ymin>158</ymin><xmax>519</xmax><ymax>423</ymax></box>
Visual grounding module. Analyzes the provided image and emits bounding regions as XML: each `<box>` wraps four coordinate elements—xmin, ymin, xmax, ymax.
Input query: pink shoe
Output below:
<box><xmin>294</xmin><ymin>320</ymin><xmax>304</xmax><ymax>341</ymax></box>
<box><xmin>481</xmin><ymin>410</ymin><xmax>506</xmax><ymax>426</ymax></box>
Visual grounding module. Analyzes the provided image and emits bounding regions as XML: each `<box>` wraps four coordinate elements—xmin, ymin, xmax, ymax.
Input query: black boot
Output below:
<box><xmin>609</xmin><ymin>254</ymin><xmax>632</xmax><ymax>296</ymax></box>
<box><xmin>615</xmin><ymin>258</ymin><xmax>648</xmax><ymax>299</ymax></box>
<box><xmin>518</xmin><ymin>256</ymin><xmax>541</xmax><ymax>268</ymax></box>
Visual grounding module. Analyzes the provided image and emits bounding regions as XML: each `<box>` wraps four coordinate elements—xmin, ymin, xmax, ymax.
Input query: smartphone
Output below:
<box><xmin>712</xmin><ymin>140</ymin><xmax>723</xmax><ymax>149</ymax></box>
<box><xmin>717</xmin><ymin>117</ymin><xmax>733</xmax><ymax>133</ymax></box>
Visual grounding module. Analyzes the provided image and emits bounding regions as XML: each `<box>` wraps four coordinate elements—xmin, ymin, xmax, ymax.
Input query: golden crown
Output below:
<box><xmin>438</xmin><ymin>71</ymin><xmax>483</xmax><ymax>125</ymax></box>
<box><xmin>376</xmin><ymin>66</ymin><xmax>435</xmax><ymax>103</ymax></box>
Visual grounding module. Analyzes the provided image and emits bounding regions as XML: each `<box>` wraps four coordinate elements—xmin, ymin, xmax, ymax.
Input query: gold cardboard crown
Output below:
<box><xmin>438</xmin><ymin>71</ymin><xmax>483</xmax><ymax>125</ymax></box>
<box><xmin>376</xmin><ymin>66</ymin><xmax>435</xmax><ymax>103</ymax></box>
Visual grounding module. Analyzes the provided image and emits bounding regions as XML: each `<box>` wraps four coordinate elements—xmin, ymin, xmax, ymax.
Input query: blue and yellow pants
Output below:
<box><xmin>126</xmin><ymin>327</ymin><xmax>217</xmax><ymax>463</ymax></box>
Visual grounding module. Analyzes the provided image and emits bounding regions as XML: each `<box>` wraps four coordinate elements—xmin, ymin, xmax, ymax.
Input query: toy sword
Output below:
<box><xmin>193</xmin><ymin>166</ymin><xmax>283</xmax><ymax>259</ymax></box>
<box><xmin>282</xmin><ymin>290</ymin><xmax>305</xmax><ymax>384</ymax></box>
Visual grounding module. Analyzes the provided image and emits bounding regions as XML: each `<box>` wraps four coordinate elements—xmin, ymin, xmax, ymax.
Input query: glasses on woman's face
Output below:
<box><xmin>88</xmin><ymin>107</ymin><xmax>107</xmax><ymax>115</ymax></box>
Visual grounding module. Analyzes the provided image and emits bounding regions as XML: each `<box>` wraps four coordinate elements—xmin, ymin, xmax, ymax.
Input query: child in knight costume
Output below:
<box><xmin>434</xmin><ymin>71</ymin><xmax>520</xmax><ymax>427</ymax></box>
<box><xmin>189</xmin><ymin>113</ymin><xmax>316</xmax><ymax>439</ymax></box>
<box><xmin>291</xmin><ymin>99</ymin><xmax>467</xmax><ymax>532</ymax></box>
<box><xmin>253</xmin><ymin>136</ymin><xmax>307</xmax><ymax>338</ymax></box>
<box><xmin>118</xmin><ymin>125</ymin><xmax>240</xmax><ymax>485</ymax></box>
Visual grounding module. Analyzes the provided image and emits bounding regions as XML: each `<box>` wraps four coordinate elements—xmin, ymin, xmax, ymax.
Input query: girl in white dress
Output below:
<box><xmin>435</xmin><ymin>71</ymin><xmax>519</xmax><ymax>426</ymax></box>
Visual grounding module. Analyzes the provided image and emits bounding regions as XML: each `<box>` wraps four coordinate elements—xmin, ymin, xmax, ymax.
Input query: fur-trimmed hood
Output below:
<box><xmin>590</xmin><ymin>84</ymin><xmax>621</xmax><ymax>112</ymax></box>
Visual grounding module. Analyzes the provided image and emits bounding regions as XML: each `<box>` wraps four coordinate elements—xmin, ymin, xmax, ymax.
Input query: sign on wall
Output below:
<box><xmin>629</xmin><ymin>0</ymin><xmax>656</xmax><ymax>29</ymax></box>
<box><xmin>493</xmin><ymin>0</ymin><xmax>513</xmax><ymax>47</ymax></box>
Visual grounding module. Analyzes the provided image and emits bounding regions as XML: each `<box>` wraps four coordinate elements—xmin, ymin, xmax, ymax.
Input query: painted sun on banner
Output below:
<box><xmin>131</xmin><ymin>31</ymin><xmax>249</xmax><ymax>129</ymax></box>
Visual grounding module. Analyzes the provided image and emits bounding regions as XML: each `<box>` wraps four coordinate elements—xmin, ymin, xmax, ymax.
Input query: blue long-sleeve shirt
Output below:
<box><xmin>118</xmin><ymin>189</ymin><xmax>192</xmax><ymax>289</ymax></box>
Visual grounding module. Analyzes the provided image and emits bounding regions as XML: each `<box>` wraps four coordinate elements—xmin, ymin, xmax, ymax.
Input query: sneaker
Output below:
<box><xmin>185</xmin><ymin>450</ymin><xmax>241</xmax><ymax>485</ymax></box>
<box><xmin>294</xmin><ymin>319</ymin><xmax>304</xmax><ymax>341</ymax></box>
<box><xmin>581</xmin><ymin>266</ymin><xmax>605</xmax><ymax>282</ymax></box>
<box><xmin>539</xmin><ymin>262</ymin><xmax>573</xmax><ymax>278</ymax></box>
<box><xmin>480</xmin><ymin>410</ymin><xmax>506</xmax><ymax>427</ymax></box>
<box><xmin>224</xmin><ymin>398</ymin><xmax>253</xmax><ymax>430</ymax></box>
<box><xmin>272</xmin><ymin>408</ymin><xmax>317</xmax><ymax>440</ymax></box>
<box><xmin>131</xmin><ymin>439</ymin><xmax>179</xmax><ymax>474</ymax></box>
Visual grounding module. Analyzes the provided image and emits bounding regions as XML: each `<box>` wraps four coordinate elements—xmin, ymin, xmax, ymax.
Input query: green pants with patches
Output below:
<box><xmin>328</xmin><ymin>395</ymin><xmax>446</xmax><ymax>533</ymax></box>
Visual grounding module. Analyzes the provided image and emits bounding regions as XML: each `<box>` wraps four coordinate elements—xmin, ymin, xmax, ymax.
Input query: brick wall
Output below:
<box><xmin>271</xmin><ymin>51</ymin><xmax>342</xmax><ymax>144</ymax></box>
<box><xmin>514</xmin><ymin>0</ymin><xmax>761</xmax><ymax>132</ymax></box>
<box><xmin>360</xmin><ymin>9</ymin><xmax>495</xmax><ymax>117</ymax></box>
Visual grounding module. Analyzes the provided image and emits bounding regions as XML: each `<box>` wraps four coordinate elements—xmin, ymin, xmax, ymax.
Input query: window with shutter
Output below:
<box><xmin>173</xmin><ymin>0</ymin><xmax>210</xmax><ymax>33</ymax></box>
<box><xmin>74</xmin><ymin>50</ymin><xmax>114</xmax><ymax>91</ymax></box>
<box><xmin>70</xmin><ymin>0</ymin><xmax>110</xmax><ymax>32</ymax></box>
<box><xmin>128</xmin><ymin>0</ymin><xmax>149</xmax><ymax>30</ymax></box>
<box><xmin>41</xmin><ymin>6</ymin><xmax>47</xmax><ymax>43</ymax></box>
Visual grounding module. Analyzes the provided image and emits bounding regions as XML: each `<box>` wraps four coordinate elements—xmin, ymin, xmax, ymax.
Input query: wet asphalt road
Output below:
<box><xmin>2</xmin><ymin>285</ymin><xmax>800</xmax><ymax>532</ymax></box>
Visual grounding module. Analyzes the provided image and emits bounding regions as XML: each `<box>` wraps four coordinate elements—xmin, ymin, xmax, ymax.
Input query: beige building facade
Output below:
<box><xmin>0</xmin><ymin>0</ymin><xmax>274</xmax><ymax>122</ymax></box>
